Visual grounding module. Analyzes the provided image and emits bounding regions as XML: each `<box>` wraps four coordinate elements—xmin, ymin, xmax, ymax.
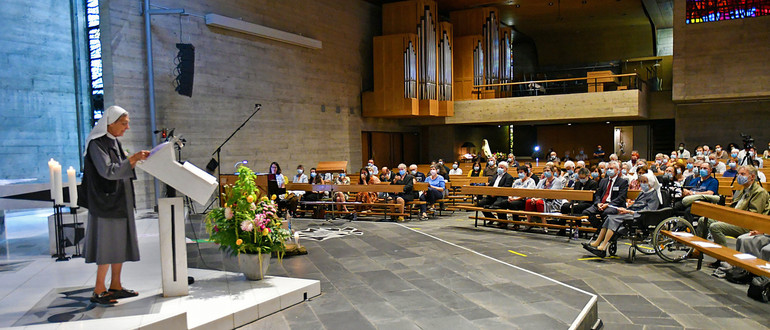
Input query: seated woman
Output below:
<box><xmin>468</xmin><ymin>161</ymin><xmax>482</xmax><ymax>177</ymax></box>
<box><xmin>392</xmin><ymin>163</ymin><xmax>416</xmax><ymax>221</ymax></box>
<box><xmin>523</xmin><ymin>165</ymin><xmax>564</xmax><ymax>232</ymax></box>
<box><xmin>419</xmin><ymin>167</ymin><xmax>446</xmax><ymax>220</ymax></box>
<box><xmin>355</xmin><ymin>167</ymin><xmax>380</xmax><ymax>213</ymax></box>
<box><xmin>268</xmin><ymin>162</ymin><xmax>289</xmax><ymax>215</ymax></box>
<box><xmin>583</xmin><ymin>173</ymin><xmax>661</xmax><ymax>257</ymax></box>
<box><xmin>333</xmin><ymin>172</ymin><xmax>351</xmax><ymax>213</ymax></box>
<box><xmin>628</xmin><ymin>165</ymin><xmax>649</xmax><ymax>190</ymax></box>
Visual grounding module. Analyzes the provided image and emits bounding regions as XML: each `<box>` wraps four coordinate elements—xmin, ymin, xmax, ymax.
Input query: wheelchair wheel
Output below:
<box><xmin>608</xmin><ymin>241</ymin><xmax>617</xmax><ymax>256</ymax></box>
<box><xmin>652</xmin><ymin>216</ymin><xmax>695</xmax><ymax>262</ymax></box>
<box><xmin>626</xmin><ymin>246</ymin><xmax>636</xmax><ymax>263</ymax></box>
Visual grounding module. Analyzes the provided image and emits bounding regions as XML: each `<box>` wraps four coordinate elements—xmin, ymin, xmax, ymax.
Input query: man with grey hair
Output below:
<box><xmin>409</xmin><ymin>164</ymin><xmax>426</xmax><ymax>182</ymax></box>
<box><xmin>478</xmin><ymin>161</ymin><xmax>514</xmax><ymax>223</ymax></box>
<box><xmin>582</xmin><ymin>161</ymin><xmax>629</xmax><ymax>228</ymax></box>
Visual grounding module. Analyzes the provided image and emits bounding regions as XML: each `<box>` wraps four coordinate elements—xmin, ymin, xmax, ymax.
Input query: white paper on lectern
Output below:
<box><xmin>137</xmin><ymin>141</ymin><xmax>218</xmax><ymax>204</ymax></box>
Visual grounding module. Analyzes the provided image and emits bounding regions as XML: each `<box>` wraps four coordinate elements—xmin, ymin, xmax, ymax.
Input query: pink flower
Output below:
<box><xmin>213</xmin><ymin>225</ymin><xmax>219</xmax><ymax>232</ymax></box>
<box><xmin>224</xmin><ymin>207</ymin><xmax>233</xmax><ymax>220</ymax></box>
<box><xmin>241</xmin><ymin>220</ymin><xmax>254</xmax><ymax>232</ymax></box>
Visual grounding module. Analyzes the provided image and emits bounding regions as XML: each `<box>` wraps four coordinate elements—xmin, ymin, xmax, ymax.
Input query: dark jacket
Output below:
<box><xmin>487</xmin><ymin>172</ymin><xmax>514</xmax><ymax>188</ymax></box>
<box><xmin>79</xmin><ymin>135</ymin><xmax>136</xmax><ymax>218</ymax></box>
<box><xmin>575</xmin><ymin>178</ymin><xmax>599</xmax><ymax>191</ymax></box>
<box><xmin>593</xmin><ymin>176</ymin><xmax>628</xmax><ymax>207</ymax></box>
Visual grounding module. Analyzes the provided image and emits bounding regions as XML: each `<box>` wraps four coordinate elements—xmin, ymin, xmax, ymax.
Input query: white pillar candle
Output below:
<box><xmin>53</xmin><ymin>163</ymin><xmax>64</xmax><ymax>205</ymax></box>
<box><xmin>294</xmin><ymin>232</ymin><xmax>300</xmax><ymax>247</ymax></box>
<box><xmin>67</xmin><ymin>166</ymin><xmax>78</xmax><ymax>208</ymax></box>
<box><xmin>48</xmin><ymin>159</ymin><xmax>56</xmax><ymax>201</ymax></box>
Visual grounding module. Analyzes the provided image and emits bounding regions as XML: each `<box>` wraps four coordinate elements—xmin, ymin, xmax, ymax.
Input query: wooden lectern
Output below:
<box><xmin>219</xmin><ymin>173</ymin><xmax>285</xmax><ymax>206</ymax></box>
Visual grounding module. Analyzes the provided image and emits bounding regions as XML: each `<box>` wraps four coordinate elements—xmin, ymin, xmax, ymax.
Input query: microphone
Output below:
<box><xmin>255</xmin><ymin>104</ymin><xmax>261</xmax><ymax>109</ymax></box>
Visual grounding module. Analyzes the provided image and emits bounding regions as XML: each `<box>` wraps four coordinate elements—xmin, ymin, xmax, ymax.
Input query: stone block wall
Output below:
<box><xmin>0</xmin><ymin>0</ymin><xmax>80</xmax><ymax>181</ymax></box>
<box><xmin>103</xmin><ymin>0</ymin><xmax>408</xmax><ymax>208</ymax></box>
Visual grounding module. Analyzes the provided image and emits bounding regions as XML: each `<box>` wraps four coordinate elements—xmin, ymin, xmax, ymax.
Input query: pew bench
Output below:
<box><xmin>660</xmin><ymin>201</ymin><xmax>770</xmax><ymax>277</ymax></box>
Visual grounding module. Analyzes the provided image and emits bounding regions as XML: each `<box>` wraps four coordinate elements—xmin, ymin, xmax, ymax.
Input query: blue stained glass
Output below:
<box><xmin>93</xmin><ymin>110</ymin><xmax>103</xmax><ymax>120</ymax></box>
<box><xmin>88</xmin><ymin>28</ymin><xmax>100</xmax><ymax>41</ymax></box>
<box><xmin>90</xmin><ymin>59</ymin><xmax>102</xmax><ymax>79</ymax></box>
<box><xmin>92</xmin><ymin>89</ymin><xmax>104</xmax><ymax>95</ymax></box>
<box><xmin>89</xmin><ymin>39</ymin><xmax>101</xmax><ymax>59</ymax></box>
<box><xmin>92</xmin><ymin>77</ymin><xmax>103</xmax><ymax>89</ymax></box>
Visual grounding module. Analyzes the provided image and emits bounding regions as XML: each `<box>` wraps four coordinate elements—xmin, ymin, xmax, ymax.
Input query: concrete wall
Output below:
<box><xmin>530</xmin><ymin>24</ymin><xmax>654</xmax><ymax>67</ymax></box>
<box><xmin>672</xmin><ymin>0</ymin><xmax>770</xmax><ymax>101</ymax></box>
<box><xmin>675</xmin><ymin>101</ymin><xmax>770</xmax><ymax>152</ymax></box>
<box><xmin>0</xmin><ymin>1</ymin><xmax>79</xmax><ymax>181</ymax></box>
<box><xmin>104</xmin><ymin>0</ymin><xmax>403</xmax><ymax>208</ymax></box>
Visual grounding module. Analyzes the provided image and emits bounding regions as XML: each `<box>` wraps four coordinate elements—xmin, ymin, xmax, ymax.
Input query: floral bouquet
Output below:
<box><xmin>493</xmin><ymin>152</ymin><xmax>507</xmax><ymax>161</ymax></box>
<box><xmin>205</xmin><ymin>166</ymin><xmax>291</xmax><ymax>257</ymax></box>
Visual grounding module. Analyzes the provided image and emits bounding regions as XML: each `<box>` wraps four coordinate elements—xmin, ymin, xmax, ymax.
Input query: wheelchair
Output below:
<box><xmin>601</xmin><ymin>183</ymin><xmax>696</xmax><ymax>263</ymax></box>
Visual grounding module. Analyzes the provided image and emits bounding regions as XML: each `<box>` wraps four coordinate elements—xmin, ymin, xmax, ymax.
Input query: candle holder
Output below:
<box><xmin>68</xmin><ymin>206</ymin><xmax>83</xmax><ymax>258</ymax></box>
<box><xmin>52</xmin><ymin>203</ymin><xmax>70</xmax><ymax>262</ymax></box>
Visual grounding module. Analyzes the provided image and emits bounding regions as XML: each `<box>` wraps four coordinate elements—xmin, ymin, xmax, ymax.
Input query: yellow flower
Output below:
<box><xmin>262</xmin><ymin>228</ymin><xmax>269</xmax><ymax>236</ymax></box>
<box><xmin>271</xmin><ymin>194</ymin><xmax>277</xmax><ymax>201</ymax></box>
<box><xmin>247</xmin><ymin>195</ymin><xmax>254</xmax><ymax>203</ymax></box>
<box><xmin>236</xmin><ymin>238</ymin><xmax>243</xmax><ymax>246</ymax></box>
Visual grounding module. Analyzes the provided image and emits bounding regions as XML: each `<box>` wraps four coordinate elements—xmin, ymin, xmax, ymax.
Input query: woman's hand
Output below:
<box><xmin>129</xmin><ymin>150</ymin><xmax>150</xmax><ymax>168</ymax></box>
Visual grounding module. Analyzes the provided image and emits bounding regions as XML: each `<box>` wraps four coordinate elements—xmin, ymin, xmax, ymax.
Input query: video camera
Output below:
<box><xmin>740</xmin><ymin>133</ymin><xmax>755</xmax><ymax>150</ymax></box>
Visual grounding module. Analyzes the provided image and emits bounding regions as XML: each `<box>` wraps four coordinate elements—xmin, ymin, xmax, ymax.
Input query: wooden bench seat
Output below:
<box><xmin>660</xmin><ymin>201</ymin><xmax>770</xmax><ymax>276</ymax></box>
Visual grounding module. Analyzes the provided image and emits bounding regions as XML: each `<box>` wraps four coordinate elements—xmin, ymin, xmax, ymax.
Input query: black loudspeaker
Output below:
<box><xmin>174</xmin><ymin>43</ymin><xmax>195</xmax><ymax>97</ymax></box>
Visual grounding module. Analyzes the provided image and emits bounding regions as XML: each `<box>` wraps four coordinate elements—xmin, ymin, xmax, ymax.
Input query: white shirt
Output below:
<box><xmin>715</xmin><ymin>162</ymin><xmax>726</xmax><ymax>174</ymax></box>
<box><xmin>492</xmin><ymin>174</ymin><xmax>504</xmax><ymax>187</ymax></box>
<box><xmin>289</xmin><ymin>173</ymin><xmax>308</xmax><ymax>196</ymax></box>
<box><xmin>759</xmin><ymin>171</ymin><xmax>767</xmax><ymax>183</ymax></box>
<box><xmin>449</xmin><ymin>168</ymin><xmax>463</xmax><ymax>175</ymax></box>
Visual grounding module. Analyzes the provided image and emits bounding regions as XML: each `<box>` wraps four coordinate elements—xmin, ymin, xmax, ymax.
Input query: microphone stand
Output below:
<box><xmin>210</xmin><ymin>104</ymin><xmax>262</xmax><ymax>207</ymax></box>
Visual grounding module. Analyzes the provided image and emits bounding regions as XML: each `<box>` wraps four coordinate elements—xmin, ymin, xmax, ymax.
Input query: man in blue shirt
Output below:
<box><xmin>677</xmin><ymin>162</ymin><xmax>721</xmax><ymax>222</ymax></box>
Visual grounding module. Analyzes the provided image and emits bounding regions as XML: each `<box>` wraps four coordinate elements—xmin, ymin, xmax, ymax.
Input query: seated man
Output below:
<box><xmin>678</xmin><ymin>162</ymin><xmax>719</xmax><ymax>215</ymax></box>
<box><xmin>483</xmin><ymin>158</ymin><xmax>497</xmax><ymax>177</ymax></box>
<box><xmin>561</xmin><ymin>167</ymin><xmax>599</xmax><ymax>215</ymax></box>
<box><xmin>697</xmin><ymin>165</ymin><xmax>769</xmax><ymax>253</ymax></box>
<box><xmin>392</xmin><ymin>164</ymin><xmax>416</xmax><ymax>221</ymax></box>
<box><xmin>409</xmin><ymin>164</ymin><xmax>426</xmax><ymax>182</ymax></box>
<box><xmin>582</xmin><ymin>161</ymin><xmax>629</xmax><ymax>227</ymax></box>
<box><xmin>506</xmin><ymin>153</ymin><xmax>519</xmax><ymax>168</ymax></box>
<box><xmin>723</xmin><ymin>160</ymin><xmax>738</xmax><ymax>178</ymax></box>
<box><xmin>367</xmin><ymin>159</ymin><xmax>379</xmax><ymax>175</ymax></box>
<box><xmin>561</xmin><ymin>161</ymin><xmax>576</xmax><ymax>188</ymax></box>
<box><xmin>477</xmin><ymin>161</ymin><xmax>514</xmax><ymax>223</ymax></box>
<box><xmin>524</xmin><ymin>165</ymin><xmax>564</xmax><ymax>232</ymax></box>
<box><xmin>379</xmin><ymin>166</ymin><xmax>395</xmax><ymax>183</ymax></box>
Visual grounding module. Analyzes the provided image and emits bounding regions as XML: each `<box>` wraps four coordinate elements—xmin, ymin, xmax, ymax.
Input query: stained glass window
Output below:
<box><xmin>85</xmin><ymin>0</ymin><xmax>103</xmax><ymax>123</ymax></box>
<box><xmin>686</xmin><ymin>0</ymin><xmax>770</xmax><ymax>24</ymax></box>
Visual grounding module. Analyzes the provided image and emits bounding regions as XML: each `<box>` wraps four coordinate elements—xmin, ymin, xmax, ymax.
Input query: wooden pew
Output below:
<box><xmin>661</xmin><ymin>201</ymin><xmax>770</xmax><ymax>277</ymax></box>
<box><xmin>457</xmin><ymin>186</ymin><xmax>596</xmax><ymax>237</ymax></box>
<box><xmin>285</xmin><ymin>182</ymin><xmax>429</xmax><ymax>220</ymax></box>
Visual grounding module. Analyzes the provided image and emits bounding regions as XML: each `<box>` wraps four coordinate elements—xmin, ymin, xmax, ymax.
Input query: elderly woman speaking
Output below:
<box><xmin>81</xmin><ymin>105</ymin><xmax>149</xmax><ymax>304</ymax></box>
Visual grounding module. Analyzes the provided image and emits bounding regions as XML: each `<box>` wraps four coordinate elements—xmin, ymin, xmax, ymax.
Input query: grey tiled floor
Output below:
<box><xmin>187</xmin><ymin>212</ymin><xmax>770</xmax><ymax>329</ymax></box>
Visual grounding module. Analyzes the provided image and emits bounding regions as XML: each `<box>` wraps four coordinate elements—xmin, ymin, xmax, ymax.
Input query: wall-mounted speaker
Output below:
<box><xmin>174</xmin><ymin>43</ymin><xmax>195</xmax><ymax>97</ymax></box>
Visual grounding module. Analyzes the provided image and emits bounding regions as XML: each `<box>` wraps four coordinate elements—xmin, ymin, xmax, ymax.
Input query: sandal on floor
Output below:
<box><xmin>108</xmin><ymin>288</ymin><xmax>139</xmax><ymax>299</ymax></box>
<box><xmin>91</xmin><ymin>291</ymin><xmax>117</xmax><ymax>305</ymax></box>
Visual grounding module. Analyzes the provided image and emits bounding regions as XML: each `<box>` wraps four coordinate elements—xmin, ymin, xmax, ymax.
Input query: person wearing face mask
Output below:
<box><xmin>676</xmin><ymin>143</ymin><xmax>691</xmax><ymax>159</ymax></box>
<box><xmin>575</xmin><ymin>148</ymin><xmax>588</xmax><ymax>161</ymax></box>
<box><xmin>714</xmin><ymin>144</ymin><xmax>728</xmax><ymax>160</ymax></box>
<box><xmin>682</xmin><ymin>162</ymin><xmax>718</xmax><ymax>197</ymax></box>
<box><xmin>561</xmin><ymin>161</ymin><xmax>577</xmax><ymax>188</ymax></box>
<box><xmin>468</xmin><ymin>161</ymin><xmax>482</xmax><ymax>177</ymax></box>
<box><xmin>500</xmin><ymin>165</ymin><xmax>537</xmax><ymax>220</ymax></box>
<box><xmin>333</xmin><ymin>171</ymin><xmax>351</xmax><ymax>213</ymax></box>
<box><xmin>709</xmin><ymin>154</ymin><xmax>725</xmax><ymax>174</ymax></box>
<box><xmin>593</xmin><ymin>145</ymin><xmax>606</xmax><ymax>161</ymax></box>
<box><xmin>301</xmin><ymin>168</ymin><xmax>326</xmax><ymax>218</ymax></box>
<box><xmin>582</xmin><ymin>161</ymin><xmax>629</xmax><ymax>228</ymax></box>
<box><xmin>740</xmin><ymin>147</ymin><xmax>764</xmax><ymax>168</ymax></box>
<box><xmin>483</xmin><ymin>158</ymin><xmax>498</xmax><ymax>177</ymax></box>
<box><xmin>522</xmin><ymin>165</ymin><xmax>565</xmax><ymax>232</ymax></box>
<box><xmin>408</xmin><ymin>164</ymin><xmax>426</xmax><ymax>182</ymax></box>
<box><xmin>584</xmin><ymin>173</ymin><xmax>661</xmax><ymax>257</ymax></box>
<box><xmin>418</xmin><ymin>167</ymin><xmax>446</xmax><ymax>220</ymax></box>
<box><xmin>697</xmin><ymin>166</ymin><xmax>768</xmax><ymax>260</ymax></box>
<box><xmin>702</xmin><ymin>145</ymin><xmax>712</xmax><ymax>157</ymax></box>
<box><xmin>682</xmin><ymin>160</ymin><xmax>696</xmax><ymax>179</ymax></box>
<box><xmin>285</xmin><ymin>165</ymin><xmax>308</xmax><ymax>217</ymax></box>
<box><xmin>560</xmin><ymin>167</ymin><xmax>599</xmax><ymax>220</ymax></box>
<box><xmin>628</xmin><ymin>165</ymin><xmax>648</xmax><ymax>190</ymax></box>
<box><xmin>437</xmin><ymin>159</ymin><xmax>451</xmax><ymax>175</ymax></box>
<box><xmin>620</xmin><ymin>163</ymin><xmax>634</xmax><ymax>182</ymax></box>
<box><xmin>547</xmin><ymin>151</ymin><xmax>560</xmax><ymax>163</ymax></box>
<box><xmin>449</xmin><ymin>161</ymin><xmax>463</xmax><ymax>175</ymax></box>
<box><xmin>625</xmin><ymin>151</ymin><xmax>640</xmax><ymax>172</ymax></box>
<box><xmin>354</xmin><ymin>167</ymin><xmax>381</xmax><ymax>214</ymax></box>
<box><xmin>507</xmin><ymin>153</ymin><xmax>519</xmax><ymax>168</ymax></box>
<box><xmin>589</xmin><ymin>166</ymin><xmax>601</xmax><ymax>183</ymax></box>
<box><xmin>722</xmin><ymin>160</ymin><xmax>738</xmax><ymax>177</ymax></box>
<box><xmin>392</xmin><ymin>163</ymin><xmax>416</xmax><ymax>220</ymax></box>
<box><xmin>366</xmin><ymin>159</ymin><xmax>379</xmax><ymax>176</ymax></box>
<box><xmin>477</xmin><ymin>161</ymin><xmax>514</xmax><ymax>221</ymax></box>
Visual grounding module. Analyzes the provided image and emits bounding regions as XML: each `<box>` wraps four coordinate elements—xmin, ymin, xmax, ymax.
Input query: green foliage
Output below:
<box><xmin>205</xmin><ymin>166</ymin><xmax>290</xmax><ymax>257</ymax></box>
